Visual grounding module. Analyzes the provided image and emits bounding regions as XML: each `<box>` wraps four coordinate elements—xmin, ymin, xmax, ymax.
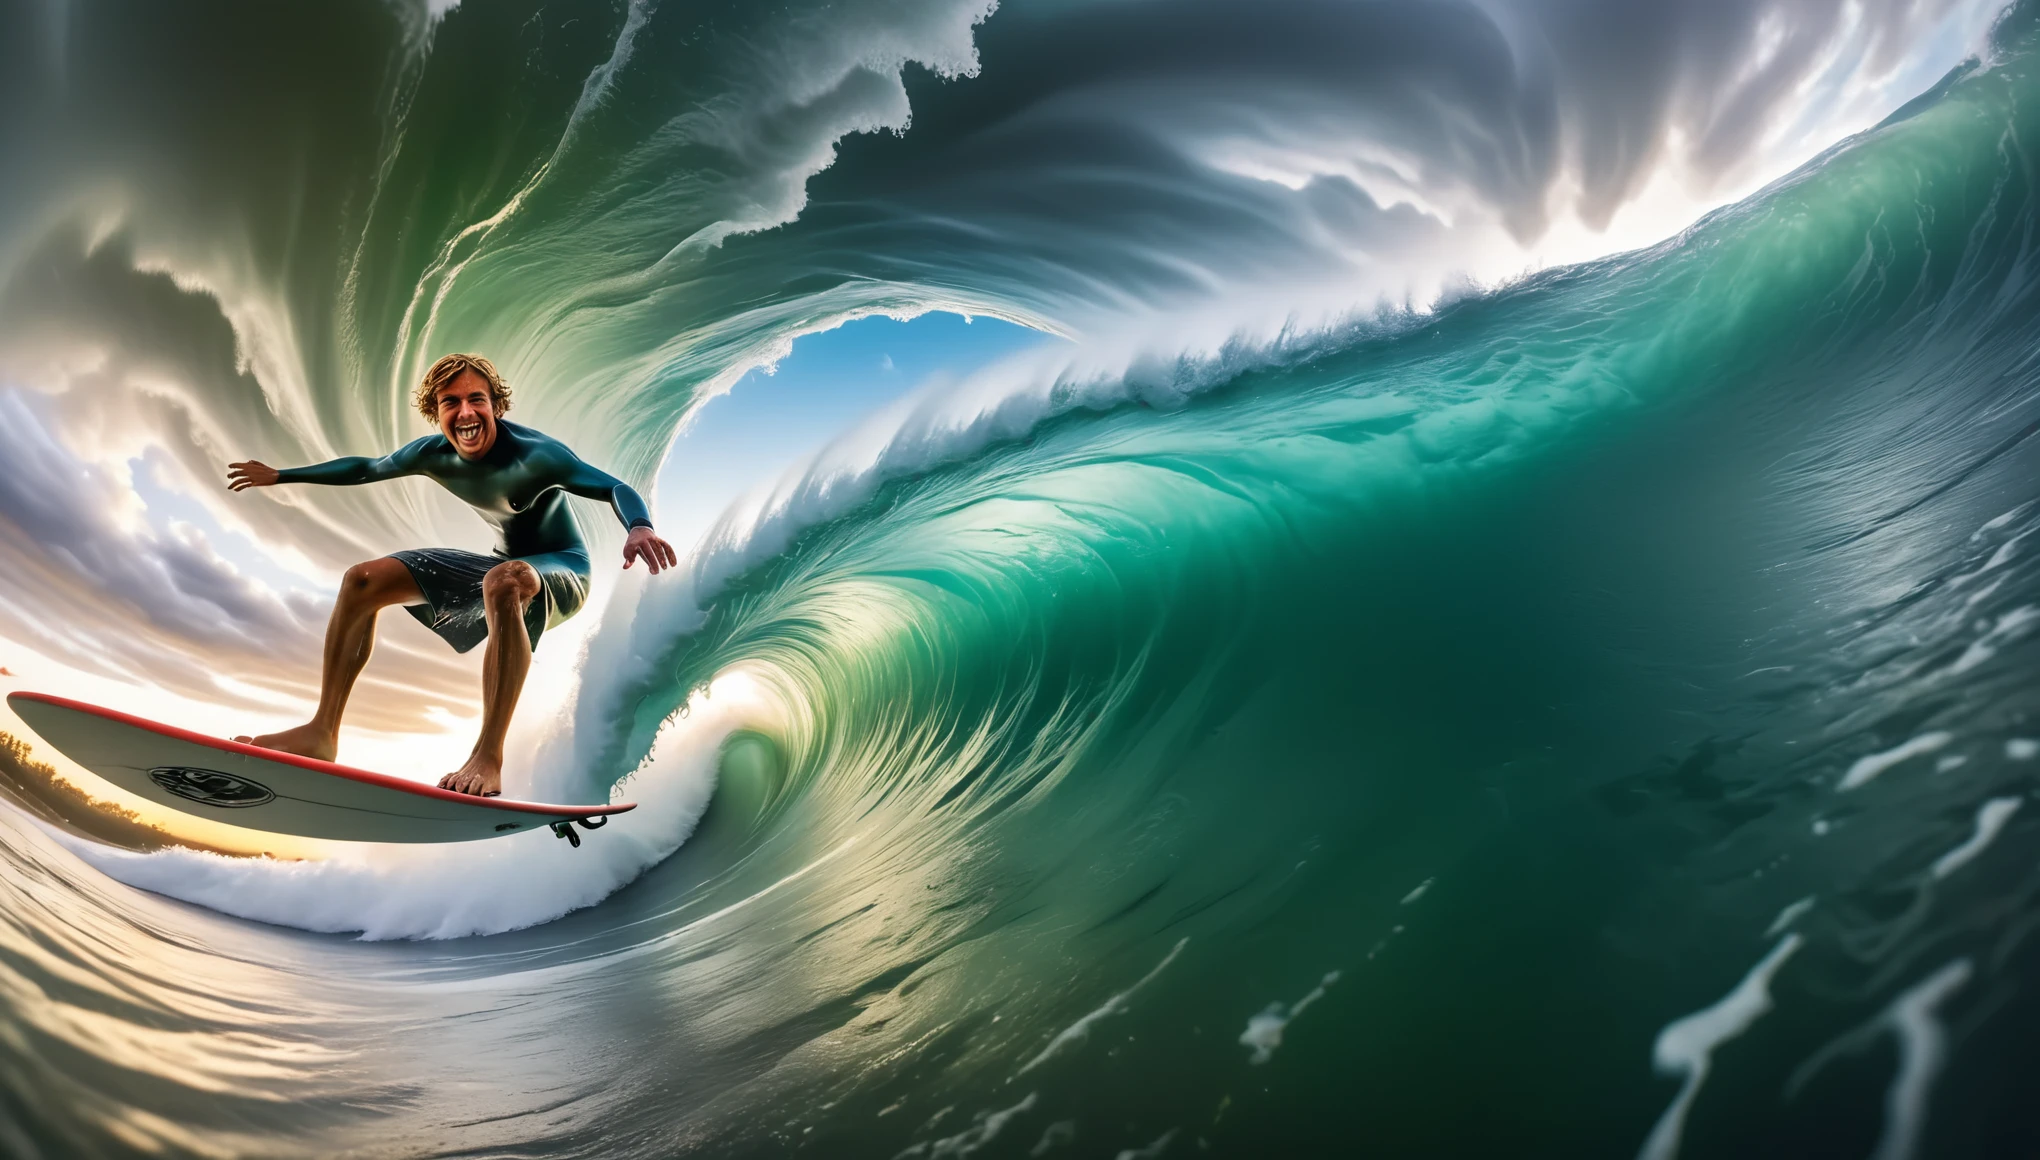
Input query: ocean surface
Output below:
<box><xmin>4</xmin><ymin>1</ymin><xmax>2040</xmax><ymax>1156</ymax></box>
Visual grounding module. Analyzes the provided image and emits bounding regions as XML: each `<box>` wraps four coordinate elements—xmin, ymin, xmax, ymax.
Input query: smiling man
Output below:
<box><xmin>226</xmin><ymin>353</ymin><xmax>677</xmax><ymax>797</ymax></box>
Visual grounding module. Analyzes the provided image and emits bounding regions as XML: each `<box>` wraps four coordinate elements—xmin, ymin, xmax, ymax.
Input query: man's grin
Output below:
<box><xmin>435</xmin><ymin>370</ymin><xmax>501</xmax><ymax>459</ymax></box>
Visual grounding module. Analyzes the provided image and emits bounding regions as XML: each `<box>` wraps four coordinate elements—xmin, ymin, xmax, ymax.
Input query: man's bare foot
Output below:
<box><xmin>234</xmin><ymin>722</ymin><xmax>338</xmax><ymax>762</ymax></box>
<box><xmin>438</xmin><ymin>752</ymin><xmax>502</xmax><ymax>797</ymax></box>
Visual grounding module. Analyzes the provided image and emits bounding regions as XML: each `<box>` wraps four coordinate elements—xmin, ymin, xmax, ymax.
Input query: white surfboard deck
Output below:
<box><xmin>6</xmin><ymin>691</ymin><xmax>634</xmax><ymax>844</ymax></box>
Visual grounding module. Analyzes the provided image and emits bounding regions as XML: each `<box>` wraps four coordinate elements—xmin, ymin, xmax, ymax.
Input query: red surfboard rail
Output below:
<box><xmin>5</xmin><ymin>690</ymin><xmax>634</xmax><ymax>844</ymax></box>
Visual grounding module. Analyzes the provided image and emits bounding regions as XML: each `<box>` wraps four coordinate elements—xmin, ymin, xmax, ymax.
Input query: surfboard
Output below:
<box><xmin>4</xmin><ymin>691</ymin><xmax>634</xmax><ymax>846</ymax></box>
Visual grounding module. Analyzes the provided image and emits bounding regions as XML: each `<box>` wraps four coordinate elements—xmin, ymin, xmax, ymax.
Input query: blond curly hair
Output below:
<box><xmin>415</xmin><ymin>353</ymin><xmax>512</xmax><ymax>421</ymax></box>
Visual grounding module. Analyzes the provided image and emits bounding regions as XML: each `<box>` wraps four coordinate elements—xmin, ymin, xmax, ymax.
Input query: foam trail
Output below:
<box><xmin>1931</xmin><ymin>798</ymin><xmax>2021</xmax><ymax>879</ymax></box>
<box><xmin>895</xmin><ymin>1093</ymin><xmax>1037</xmax><ymax>1159</ymax></box>
<box><xmin>1029</xmin><ymin>1121</ymin><xmax>1075</xmax><ymax>1156</ymax></box>
<box><xmin>1840</xmin><ymin>733</ymin><xmax>1954</xmax><ymax>791</ymax></box>
<box><xmin>1946</xmin><ymin>606</ymin><xmax>2039</xmax><ymax>676</ymax></box>
<box><xmin>53</xmin><ymin>673</ymin><xmax>773</xmax><ymax>939</ymax></box>
<box><xmin>1239</xmin><ymin>970</ymin><xmax>1341</xmax><ymax>1065</ymax></box>
<box><xmin>1114</xmin><ymin>1129</ymin><xmax>1178</xmax><ymax>1160</ymax></box>
<box><xmin>1637</xmin><ymin>935</ymin><xmax>1802</xmax><ymax>1160</ymax></box>
<box><xmin>1972</xmin><ymin>507</ymin><xmax>2023</xmax><ymax>537</ymax></box>
<box><xmin>1017</xmin><ymin>938</ymin><xmax>1187</xmax><ymax>1075</ymax></box>
<box><xmin>1765</xmin><ymin>897</ymin><xmax>1815</xmax><ymax>938</ymax></box>
<box><xmin>1870</xmin><ymin>960</ymin><xmax>1972</xmax><ymax>1160</ymax></box>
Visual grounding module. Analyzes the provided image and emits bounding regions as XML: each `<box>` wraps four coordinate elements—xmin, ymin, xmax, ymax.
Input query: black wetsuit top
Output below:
<box><xmin>275</xmin><ymin>420</ymin><xmax>652</xmax><ymax>559</ymax></box>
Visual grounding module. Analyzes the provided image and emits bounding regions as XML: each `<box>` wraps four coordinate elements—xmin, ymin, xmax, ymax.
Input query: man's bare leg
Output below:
<box><xmin>438</xmin><ymin>561</ymin><xmax>539</xmax><ymax>797</ymax></box>
<box><xmin>239</xmin><ymin>557</ymin><xmax>423</xmax><ymax>760</ymax></box>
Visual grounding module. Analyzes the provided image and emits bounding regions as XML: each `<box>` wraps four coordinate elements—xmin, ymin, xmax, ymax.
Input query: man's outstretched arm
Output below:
<box><xmin>228</xmin><ymin>441</ymin><xmax>427</xmax><ymax>492</ymax></box>
<box><xmin>555</xmin><ymin>454</ymin><xmax>679</xmax><ymax>574</ymax></box>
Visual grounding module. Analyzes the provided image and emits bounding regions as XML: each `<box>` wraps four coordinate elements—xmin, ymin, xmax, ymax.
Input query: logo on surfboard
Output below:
<box><xmin>147</xmin><ymin>766</ymin><xmax>276</xmax><ymax>808</ymax></box>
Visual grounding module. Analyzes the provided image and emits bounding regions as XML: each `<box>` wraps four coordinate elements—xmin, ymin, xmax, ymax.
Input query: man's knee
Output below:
<box><xmin>483</xmin><ymin>561</ymin><xmax>540</xmax><ymax>608</ymax></box>
<box><xmin>339</xmin><ymin>558</ymin><xmax>405</xmax><ymax>605</ymax></box>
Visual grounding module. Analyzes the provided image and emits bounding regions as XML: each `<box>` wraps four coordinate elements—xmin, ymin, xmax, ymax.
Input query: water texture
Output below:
<box><xmin>3</xmin><ymin>1</ymin><xmax>2040</xmax><ymax>1156</ymax></box>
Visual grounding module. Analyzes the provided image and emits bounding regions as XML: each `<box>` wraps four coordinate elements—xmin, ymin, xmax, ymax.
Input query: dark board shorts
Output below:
<box><xmin>388</xmin><ymin>548</ymin><xmax>590</xmax><ymax>654</ymax></box>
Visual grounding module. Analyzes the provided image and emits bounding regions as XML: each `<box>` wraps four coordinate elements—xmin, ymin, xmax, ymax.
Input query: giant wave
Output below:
<box><xmin>3</xmin><ymin>0</ymin><xmax>2040</xmax><ymax>1156</ymax></box>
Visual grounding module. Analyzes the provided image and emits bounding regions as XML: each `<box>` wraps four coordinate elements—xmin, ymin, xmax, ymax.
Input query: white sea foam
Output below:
<box><xmin>1637</xmin><ymin>935</ymin><xmax>1802</xmax><ymax>1160</ymax></box>
<box><xmin>1840</xmin><ymin>733</ymin><xmax>1953</xmax><ymax>791</ymax></box>
<box><xmin>895</xmin><ymin>1093</ymin><xmax>1037</xmax><ymax>1159</ymax></box>
<box><xmin>1017</xmin><ymin>938</ymin><xmax>1187</xmax><ymax>1075</ymax></box>
<box><xmin>1029</xmin><ymin>1121</ymin><xmax>1076</xmax><ymax>1156</ymax></box>
<box><xmin>50</xmin><ymin>672</ymin><xmax>775</xmax><ymax>939</ymax></box>
<box><xmin>1979</xmin><ymin>532</ymin><xmax>2028</xmax><ymax>572</ymax></box>
<box><xmin>1947</xmin><ymin>605</ymin><xmax>2039</xmax><ymax>676</ymax></box>
<box><xmin>1114</xmin><ymin>1128</ymin><xmax>1178</xmax><ymax>1160</ymax></box>
<box><xmin>1787</xmin><ymin>959</ymin><xmax>1973</xmax><ymax>1160</ymax></box>
<box><xmin>1970</xmin><ymin>505</ymin><xmax>2027</xmax><ymax>539</ymax></box>
<box><xmin>1869</xmin><ymin>961</ymin><xmax>1971</xmax><ymax>1160</ymax></box>
<box><xmin>1961</xmin><ymin>576</ymin><xmax>2005</xmax><ymax>608</ymax></box>
<box><xmin>1400</xmin><ymin>878</ymin><xmax>1434</xmax><ymax>904</ymax></box>
<box><xmin>1765</xmin><ymin>897</ymin><xmax>1814</xmax><ymax>938</ymax></box>
<box><xmin>1931</xmin><ymin>798</ymin><xmax>2021</xmax><ymax>879</ymax></box>
<box><xmin>2007</xmin><ymin>738</ymin><xmax>2039</xmax><ymax>761</ymax></box>
<box><xmin>1239</xmin><ymin>970</ymin><xmax>1341</xmax><ymax>1065</ymax></box>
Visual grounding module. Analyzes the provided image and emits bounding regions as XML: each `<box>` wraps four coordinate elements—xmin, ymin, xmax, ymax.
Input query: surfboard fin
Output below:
<box><xmin>550</xmin><ymin>815</ymin><xmax>609</xmax><ymax>847</ymax></box>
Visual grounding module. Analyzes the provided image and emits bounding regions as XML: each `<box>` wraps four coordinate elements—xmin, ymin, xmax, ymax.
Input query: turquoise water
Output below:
<box><xmin>5</xmin><ymin>1</ymin><xmax>2040</xmax><ymax>1156</ymax></box>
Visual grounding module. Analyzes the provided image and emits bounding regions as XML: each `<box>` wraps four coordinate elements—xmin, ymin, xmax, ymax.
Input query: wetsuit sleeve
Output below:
<box><xmin>555</xmin><ymin>453</ymin><xmax>655</xmax><ymax>531</ymax></box>
<box><xmin>275</xmin><ymin>439</ymin><xmax>427</xmax><ymax>486</ymax></box>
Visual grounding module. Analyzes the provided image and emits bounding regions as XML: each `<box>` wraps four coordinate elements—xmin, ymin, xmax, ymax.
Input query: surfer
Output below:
<box><xmin>224</xmin><ymin>353</ymin><xmax>676</xmax><ymax>797</ymax></box>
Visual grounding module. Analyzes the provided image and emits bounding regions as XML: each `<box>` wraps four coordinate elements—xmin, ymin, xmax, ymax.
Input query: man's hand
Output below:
<box><xmin>227</xmin><ymin>461</ymin><xmax>280</xmax><ymax>491</ymax></box>
<box><xmin>623</xmin><ymin>525</ymin><xmax>678</xmax><ymax>574</ymax></box>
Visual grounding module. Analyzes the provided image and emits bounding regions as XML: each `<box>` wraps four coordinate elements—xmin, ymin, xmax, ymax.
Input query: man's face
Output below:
<box><xmin>434</xmin><ymin>369</ymin><xmax>499</xmax><ymax>459</ymax></box>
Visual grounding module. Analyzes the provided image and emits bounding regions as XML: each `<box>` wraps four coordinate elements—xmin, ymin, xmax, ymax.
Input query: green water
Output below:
<box><xmin>4</xmin><ymin>1</ymin><xmax>2040</xmax><ymax>1156</ymax></box>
